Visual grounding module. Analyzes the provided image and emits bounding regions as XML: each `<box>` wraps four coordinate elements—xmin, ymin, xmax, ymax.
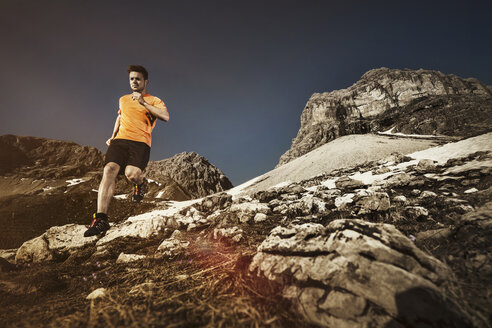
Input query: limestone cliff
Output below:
<box><xmin>277</xmin><ymin>68</ymin><xmax>492</xmax><ymax>167</ymax></box>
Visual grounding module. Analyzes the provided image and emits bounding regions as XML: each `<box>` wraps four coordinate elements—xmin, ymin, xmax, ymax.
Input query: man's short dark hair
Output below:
<box><xmin>127</xmin><ymin>65</ymin><xmax>149</xmax><ymax>80</ymax></box>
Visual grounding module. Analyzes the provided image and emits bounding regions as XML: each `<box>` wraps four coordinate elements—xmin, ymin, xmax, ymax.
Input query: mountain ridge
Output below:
<box><xmin>278</xmin><ymin>67</ymin><xmax>492</xmax><ymax>167</ymax></box>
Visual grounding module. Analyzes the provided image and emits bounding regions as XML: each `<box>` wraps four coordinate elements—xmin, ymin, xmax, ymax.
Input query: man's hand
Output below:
<box><xmin>106</xmin><ymin>138</ymin><xmax>113</xmax><ymax>146</ymax></box>
<box><xmin>132</xmin><ymin>92</ymin><xmax>146</xmax><ymax>106</ymax></box>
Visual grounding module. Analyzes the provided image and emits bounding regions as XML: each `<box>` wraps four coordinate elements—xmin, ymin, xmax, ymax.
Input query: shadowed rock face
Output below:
<box><xmin>146</xmin><ymin>152</ymin><xmax>233</xmax><ymax>199</ymax></box>
<box><xmin>278</xmin><ymin>68</ymin><xmax>492</xmax><ymax>167</ymax></box>
<box><xmin>0</xmin><ymin>134</ymin><xmax>104</xmax><ymax>177</ymax></box>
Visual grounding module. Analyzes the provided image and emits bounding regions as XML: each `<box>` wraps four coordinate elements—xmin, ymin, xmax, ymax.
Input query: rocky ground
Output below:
<box><xmin>0</xmin><ymin>135</ymin><xmax>232</xmax><ymax>249</ymax></box>
<box><xmin>1</xmin><ymin>133</ymin><xmax>490</xmax><ymax>327</ymax></box>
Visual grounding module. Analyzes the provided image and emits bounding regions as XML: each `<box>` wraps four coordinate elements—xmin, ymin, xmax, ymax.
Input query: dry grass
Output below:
<box><xmin>1</xmin><ymin>232</ymin><xmax>313</xmax><ymax>328</ymax></box>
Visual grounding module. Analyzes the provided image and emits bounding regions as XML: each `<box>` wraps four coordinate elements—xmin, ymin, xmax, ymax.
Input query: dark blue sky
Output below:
<box><xmin>1</xmin><ymin>0</ymin><xmax>491</xmax><ymax>185</ymax></box>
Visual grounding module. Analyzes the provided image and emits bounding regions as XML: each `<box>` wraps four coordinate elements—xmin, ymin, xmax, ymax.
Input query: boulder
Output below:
<box><xmin>213</xmin><ymin>227</ymin><xmax>243</xmax><ymax>243</ymax></box>
<box><xmin>156</xmin><ymin>231</ymin><xmax>190</xmax><ymax>257</ymax></box>
<box><xmin>415</xmin><ymin>159</ymin><xmax>437</xmax><ymax>173</ymax></box>
<box><xmin>392</xmin><ymin>195</ymin><xmax>407</xmax><ymax>204</ymax></box>
<box><xmin>230</xmin><ymin>202</ymin><xmax>271</xmax><ymax>223</ymax></box>
<box><xmin>419</xmin><ymin>190</ymin><xmax>438</xmax><ymax>198</ymax></box>
<box><xmin>405</xmin><ymin>206</ymin><xmax>430</xmax><ymax>220</ymax></box>
<box><xmin>335</xmin><ymin>176</ymin><xmax>365</xmax><ymax>190</ymax></box>
<box><xmin>15</xmin><ymin>224</ymin><xmax>98</xmax><ymax>263</ymax></box>
<box><xmin>253</xmin><ymin>213</ymin><xmax>268</xmax><ymax>223</ymax></box>
<box><xmin>196</xmin><ymin>192</ymin><xmax>232</xmax><ymax>213</ymax></box>
<box><xmin>86</xmin><ymin>288</ymin><xmax>107</xmax><ymax>300</ymax></box>
<box><xmin>0</xmin><ymin>249</ymin><xmax>17</xmax><ymax>262</ymax></box>
<box><xmin>355</xmin><ymin>191</ymin><xmax>390</xmax><ymax>214</ymax></box>
<box><xmin>250</xmin><ymin>219</ymin><xmax>473</xmax><ymax>327</ymax></box>
<box><xmin>382</xmin><ymin>172</ymin><xmax>414</xmax><ymax>188</ymax></box>
<box><xmin>116</xmin><ymin>253</ymin><xmax>147</xmax><ymax>264</ymax></box>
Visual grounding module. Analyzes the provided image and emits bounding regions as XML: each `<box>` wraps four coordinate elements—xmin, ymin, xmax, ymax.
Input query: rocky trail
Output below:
<box><xmin>1</xmin><ymin>132</ymin><xmax>491</xmax><ymax>327</ymax></box>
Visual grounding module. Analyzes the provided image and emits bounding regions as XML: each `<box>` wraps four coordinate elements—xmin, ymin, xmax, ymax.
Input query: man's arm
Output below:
<box><xmin>133</xmin><ymin>93</ymin><xmax>170</xmax><ymax>122</ymax></box>
<box><xmin>106</xmin><ymin>115</ymin><xmax>121</xmax><ymax>146</ymax></box>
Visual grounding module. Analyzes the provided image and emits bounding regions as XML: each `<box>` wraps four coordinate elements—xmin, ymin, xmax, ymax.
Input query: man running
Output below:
<box><xmin>84</xmin><ymin>65</ymin><xmax>170</xmax><ymax>237</ymax></box>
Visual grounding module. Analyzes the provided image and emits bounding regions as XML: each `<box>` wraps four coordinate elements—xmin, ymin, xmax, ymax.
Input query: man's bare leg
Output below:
<box><xmin>125</xmin><ymin>165</ymin><xmax>146</xmax><ymax>201</ymax></box>
<box><xmin>97</xmin><ymin>162</ymin><xmax>121</xmax><ymax>214</ymax></box>
<box><xmin>125</xmin><ymin>165</ymin><xmax>144</xmax><ymax>185</ymax></box>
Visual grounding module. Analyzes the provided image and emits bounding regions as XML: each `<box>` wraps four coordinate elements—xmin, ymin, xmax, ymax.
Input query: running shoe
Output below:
<box><xmin>132</xmin><ymin>178</ymin><xmax>147</xmax><ymax>202</ymax></box>
<box><xmin>84</xmin><ymin>213</ymin><xmax>110</xmax><ymax>237</ymax></box>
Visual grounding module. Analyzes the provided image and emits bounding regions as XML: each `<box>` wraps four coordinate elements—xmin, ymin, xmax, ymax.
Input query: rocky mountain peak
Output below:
<box><xmin>278</xmin><ymin>68</ymin><xmax>492</xmax><ymax>167</ymax></box>
<box><xmin>146</xmin><ymin>151</ymin><xmax>233</xmax><ymax>199</ymax></box>
<box><xmin>0</xmin><ymin>134</ymin><xmax>104</xmax><ymax>178</ymax></box>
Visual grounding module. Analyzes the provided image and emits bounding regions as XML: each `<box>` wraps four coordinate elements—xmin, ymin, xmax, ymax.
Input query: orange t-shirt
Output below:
<box><xmin>114</xmin><ymin>93</ymin><xmax>166</xmax><ymax>147</ymax></box>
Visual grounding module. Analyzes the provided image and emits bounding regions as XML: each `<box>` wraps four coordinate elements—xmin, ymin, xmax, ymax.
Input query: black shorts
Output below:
<box><xmin>104</xmin><ymin>139</ymin><xmax>150</xmax><ymax>174</ymax></box>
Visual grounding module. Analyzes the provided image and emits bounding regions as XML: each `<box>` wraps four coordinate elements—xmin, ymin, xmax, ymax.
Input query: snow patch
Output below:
<box><xmin>127</xmin><ymin>199</ymin><xmax>202</xmax><ymax>223</ymax></box>
<box><xmin>156</xmin><ymin>191</ymin><xmax>165</xmax><ymax>198</ymax></box>
<box><xmin>305</xmin><ymin>186</ymin><xmax>318</xmax><ymax>192</ymax></box>
<box><xmin>114</xmin><ymin>194</ymin><xmax>128</xmax><ymax>200</ymax></box>
<box><xmin>147</xmin><ymin>178</ymin><xmax>162</xmax><ymax>186</ymax></box>
<box><xmin>320</xmin><ymin>179</ymin><xmax>337</xmax><ymax>189</ymax></box>
<box><xmin>335</xmin><ymin>193</ymin><xmax>355</xmax><ymax>208</ymax></box>
<box><xmin>66</xmin><ymin>178</ymin><xmax>85</xmax><ymax>187</ymax></box>
<box><xmin>408</xmin><ymin>133</ymin><xmax>492</xmax><ymax>164</ymax></box>
<box><xmin>378</xmin><ymin>128</ymin><xmax>445</xmax><ymax>139</ymax></box>
<box><xmin>349</xmin><ymin>170</ymin><xmax>395</xmax><ymax>186</ymax></box>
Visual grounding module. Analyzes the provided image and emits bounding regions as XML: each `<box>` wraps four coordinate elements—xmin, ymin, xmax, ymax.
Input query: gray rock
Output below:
<box><xmin>415</xmin><ymin>159</ymin><xmax>437</xmax><ymax>173</ymax></box>
<box><xmin>156</xmin><ymin>234</ymin><xmax>190</xmax><ymax>257</ymax></box>
<box><xmin>335</xmin><ymin>176</ymin><xmax>365</xmax><ymax>190</ymax></box>
<box><xmin>372</xmin><ymin>166</ymin><xmax>391</xmax><ymax>175</ymax></box>
<box><xmin>230</xmin><ymin>202</ymin><xmax>270</xmax><ymax>223</ymax></box>
<box><xmin>253</xmin><ymin>213</ymin><xmax>268</xmax><ymax>223</ymax></box>
<box><xmin>250</xmin><ymin>219</ymin><xmax>473</xmax><ymax>327</ymax></box>
<box><xmin>419</xmin><ymin>190</ymin><xmax>438</xmax><ymax>198</ymax></box>
<box><xmin>15</xmin><ymin>224</ymin><xmax>99</xmax><ymax>264</ymax></box>
<box><xmin>277</xmin><ymin>68</ymin><xmax>492</xmax><ymax>166</ymax></box>
<box><xmin>355</xmin><ymin>191</ymin><xmax>390</xmax><ymax>214</ymax></box>
<box><xmin>382</xmin><ymin>172</ymin><xmax>413</xmax><ymax>187</ymax></box>
<box><xmin>116</xmin><ymin>253</ymin><xmax>147</xmax><ymax>263</ymax></box>
<box><xmin>405</xmin><ymin>206</ymin><xmax>430</xmax><ymax>220</ymax></box>
<box><xmin>0</xmin><ymin>249</ymin><xmax>17</xmax><ymax>262</ymax></box>
<box><xmin>86</xmin><ymin>288</ymin><xmax>107</xmax><ymax>300</ymax></box>
<box><xmin>392</xmin><ymin>195</ymin><xmax>407</xmax><ymax>204</ymax></box>
<box><xmin>145</xmin><ymin>152</ymin><xmax>233</xmax><ymax>199</ymax></box>
<box><xmin>196</xmin><ymin>192</ymin><xmax>232</xmax><ymax>213</ymax></box>
<box><xmin>213</xmin><ymin>227</ymin><xmax>243</xmax><ymax>243</ymax></box>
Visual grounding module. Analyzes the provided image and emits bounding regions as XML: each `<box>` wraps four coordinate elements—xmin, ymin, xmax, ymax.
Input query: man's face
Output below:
<box><xmin>129</xmin><ymin>71</ymin><xmax>148</xmax><ymax>92</ymax></box>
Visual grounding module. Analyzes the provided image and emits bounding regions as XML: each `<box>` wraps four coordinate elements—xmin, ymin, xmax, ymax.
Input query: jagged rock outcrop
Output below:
<box><xmin>146</xmin><ymin>152</ymin><xmax>233</xmax><ymax>198</ymax></box>
<box><xmin>250</xmin><ymin>220</ymin><xmax>473</xmax><ymax>327</ymax></box>
<box><xmin>278</xmin><ymin>68</ymin><xmax>492</xmax><ymax>166</ymax></box>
